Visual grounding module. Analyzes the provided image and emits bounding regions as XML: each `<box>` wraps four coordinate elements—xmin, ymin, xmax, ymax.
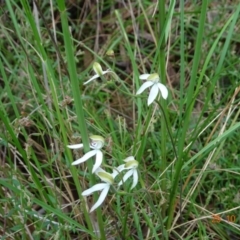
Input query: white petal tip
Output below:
<box><xmin>158</xmin><ymin>83</ymin><xmax>168</xmax><ymax>99</ymax></box>
<box><xmin>84</xmin><ymin>75</ymin><xmax>99</xmax><ymax>85</ymax></box>
<box><xmin>139</xmin><ymin>74</ymin><xmax>150</xmax><ymax>80</ymax></box>
<box><xmin>71</xmin><ymin>162</ymin><xmax>78</xmax><ymax>166</ymax></box>
<box><xmin>67</xmin><ymin>144</ymin><xmax>84</xmax><ymax>149</ymax></box>
<box><xmin>136</xmin><ymin>90</ymin><xmax>141</xmax><ymax>95</ymax></box>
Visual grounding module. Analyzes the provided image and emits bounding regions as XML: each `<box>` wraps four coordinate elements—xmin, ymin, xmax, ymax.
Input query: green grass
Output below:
<box><xmin>1</xmin><ymin>0</ymin><xmax>240</xmax><ymax>239</ymax></box>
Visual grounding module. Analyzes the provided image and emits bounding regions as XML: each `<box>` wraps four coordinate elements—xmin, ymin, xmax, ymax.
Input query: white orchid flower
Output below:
<box><xmin>117</xmin><ymin>156</ymin><xmax>139</xmax><ymax>190</ymax></box>
<box><xmin>82</xmin><ymin>168</ymin><xmax>119</xmax><ymax>212</ymax></box>
<box><xmin>136</xmin><ymin>73</ymin><xmax>168</xmax><ymax>105</ymax></box>
<box><xmin>84</xmin><ymin>62</ymin><xmax>112</xmax><ymax>85</ymax></box>
<box><xmin>67</xmin><ymin>135</ymin><xmax>104</xmax><ymax>173</ymax></box>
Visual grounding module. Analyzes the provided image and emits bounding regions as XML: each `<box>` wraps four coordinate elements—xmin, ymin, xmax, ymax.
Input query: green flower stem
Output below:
<box><xmin>157</xmin><ymin>0</ymin><xmax>169</xmax><ymax>223</ymax></box>
<box><xmin>138</xmin><ymin>171</ymin><xmax>146</xmax><ymax>189</ymax></box>
<box><xmin>135</xmin><ymin>106</ymin><xmax>153</xmax><ymax>159</ymax></box>
<box><xmin>57</xmin><ymin>1</ymin><xmax>106</xmax><ymax>238</ymax></box>
<box><xmin>157</xmin><ymin>101</ymin><xmax>180</xmax><ymax>216</ymax></box>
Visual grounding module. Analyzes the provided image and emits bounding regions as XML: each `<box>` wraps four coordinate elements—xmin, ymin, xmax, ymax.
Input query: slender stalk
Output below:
<box><xmin>167</xmin><ymin>0</ymin><xmax>209</xmax><ymax>229</ymax></box>
<box><xmin>115</xmin><ymin>10</ymin><xmax>142</xmax><ymax>153</ymax></box>
<box><xmin>56</xmin><ymin>1</ymin><xmax>106</xmax><ymax>238</ymax></box>
<box><xmin>158</xmin><ymin>0</ymin><xmax>168</xmax><ymax>223</ymax></box>
<box><xmin>157</xmin><ymin>103</ymin><xmax>178</xmax><ymax>168</ymax></box>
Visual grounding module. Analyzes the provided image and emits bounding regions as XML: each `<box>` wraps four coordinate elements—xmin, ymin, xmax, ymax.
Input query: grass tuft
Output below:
<box><xmin>1</xmin><ymin>0</ymin><xmax>240</xmax><ymax>239</ymax></box>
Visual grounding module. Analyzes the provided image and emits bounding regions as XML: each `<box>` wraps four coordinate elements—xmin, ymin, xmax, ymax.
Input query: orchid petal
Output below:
<box><xmin>71</xmin><ymin>150</ymin><xmax>97</xmax><ymax>166</ymax></box>
<box><xmin>136</xmin><ymin>81</ymin><xmax>154</xmax><ymax>95</ymax></box>
<box><xmin>67</xmin><ymin>144</ymin><xmax>84</xmax><ymax>149</ymax></box>
<box><xmin>90</xmin><ymin>141</ymin><xmax>104</xmax><ymax>150</ymax></box>
<box><xmin>124</xmin><ymin>160</ymin><xmax>138</xmax><ymax>169</ymax></box>
<box><xmin>148</xmin><ymin>84</ymin><xmax>159</xmax><ymax>105</ymax></box>
<box><xmin>123</xmin><ymin>156</ymin><xmax>135</xmax><ymax>162</ymax></box>
<box><xmin>122</xmin><ymin>169</ymin><xmax>134</xmax><ymax>182</ymax></box>
<box><xmin>90</xmin><ymin>135</ymin><xmax>105</xmax><ymax>150</ymax></box>
<box><xmin>96</xmin><ymin>167</ymin><xmax>119</xmax><ymax>182</ymax></box>
<box><xmin>131</xmin><ymin>169</ymin><xmax>138</xmax><ymax>189</ymax></box>
<box><xmin>157</xmin><ymin>83</ymin><xmax>168</xmax><ymax>99</ymax></box>
<box><xmin>90</xmin><ymin>184</ymin><xmax>110</xmax><ymax>212</ymax></box>
<box><xmin>92</xmin><ymin>150</ymin><xmax>103</xmax><ymax>173</ymax></box>
<box><xmin>147</xmin><ymin>73</ymin><xmax>159</xmax><ymax>82</ymax></box>
<box><xmin>84</xmin><ymin>74</ymin><xmax>100</xmax><ymax>85</ymax></box>
<box><xmin>116</xmin><ymin>164</ymin><xmax>125</xmax><ymax>172</ymax></box>
<box><xmin>139</xmin><ymin>74</ymin><xmax>150</xmax><ymax>80</ymax></box>
<box><xmin>112</xmin><ymin>168</ymin><xmax>120</xmax><ymax>178</ymax></box>
<box><xmin>102</xmin><ymin>70</ymin><xmax>112</xmax><ymax>75</ymax></box>
<box><xmin>118</xmin><ymin>169</ymin><xmax>134</xmax><ymax>186</ymax></box>
<box><xmin>95</xmin><ymin>167</ymin><xmax>105</xmax><ymax>174</ymax></box>
<box><xmin>82</xmin><ymin>183</ymin><xmax>108</xmax><ymax>196</ymax></box>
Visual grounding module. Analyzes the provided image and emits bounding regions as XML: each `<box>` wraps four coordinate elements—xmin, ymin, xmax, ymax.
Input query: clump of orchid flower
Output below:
<box><xmin>82</xmin><ymin>167</ymin><xmax>119</xmax><ymax>212</ymax></box>
<box><xmin>68</xmin><ymin>136</ymin><xmax>140</xmax><ymax>212</ymax></box>
<box><xmin>67</xmin><ymin>68</ymin><xmax>169</xmax><ymax>213</ymax></box>
<box><xmin>67</xmin><ymin>135</ymin><xmax>104</xmax><ymax>173</ymax></box>
<box><xmin>136</xmin><ymin>73</ymin><xmax>168</xmax><ymax>105</ymax></box>
<box><xmin>117</xmin><ymin>156</ymin><xmax>139</xmax><ymax>190</ymax></box>
<box><xmin>84</xmin><ymin>62</ymin><xmax>112</xmax><ymax>85</ymax></box>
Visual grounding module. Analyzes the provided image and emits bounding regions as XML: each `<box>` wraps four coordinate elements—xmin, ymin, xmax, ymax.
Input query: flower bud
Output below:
<box><xmin>93</xmin><ymin>62</ymin><xmax>103</xmax><ymax>76</ymax></box>
<box><xmin>124</xmin><ymin>160</ymin><xmax>138</xmax><ymax>169</ymax></box>
<box><xmin>106</xmin><ymin>49</ymin><xmax>115</xmax><ymax>57</ymax></box>
<box><xmin>97</xmin><ymin>171</ymin><xmax>114</xmax><ymax>184</ymax></box>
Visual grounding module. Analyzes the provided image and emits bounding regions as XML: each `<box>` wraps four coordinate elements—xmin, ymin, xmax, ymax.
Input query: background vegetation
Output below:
<box><xmin>0</xmin><ymin>0</ymin><xmax>240</xmax><ymax>239</ymax></box>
